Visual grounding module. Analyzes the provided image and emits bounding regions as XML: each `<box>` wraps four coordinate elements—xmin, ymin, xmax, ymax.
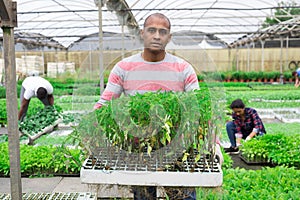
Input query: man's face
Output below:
<box><xmin>141</xmin><ymin>16</ymin><xmax>171</xmax><ymax>52</ymax></box>
<box><xmin>232</xmin><ymin>108</ymin><xmax>245</xmax><ymax>116</ymax></box>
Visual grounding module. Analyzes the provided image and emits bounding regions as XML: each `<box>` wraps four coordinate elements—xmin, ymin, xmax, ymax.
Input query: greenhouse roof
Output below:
<box><xmin>1</xmin><ymin>0</ymin><xmax>299</xmax><ymax>48</ymax></box>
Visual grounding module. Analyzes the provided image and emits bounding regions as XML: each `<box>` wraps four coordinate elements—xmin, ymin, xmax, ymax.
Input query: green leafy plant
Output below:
<box><xmin>263</xmin><ymin>1</ymin><xmax>300</xmax><ymax>27</ymax></box>
<box><xmin>197</xmin><ymin>74</ymin><xmax>205</xmax><ymax>81</ymax></box>
<box><xmin>240</xmin><ymin>133</ymin><xmax>300</xmax><ymax>168</ymax></box>
<box><xmin>19</xmin><ymin>106</ymin><xmax>62</xmax><ymax>137</ymax></box>
<box><xmin>197</xmin><ymin>166</ymin><xmax>300</xmax><ymax>199</ymax></box>
<box><xmin>283</xmin><ymin>71</ymin><xmax>293</xmax><ymax>79</ymax></box>
<box><xmin>76</xmin><ymin>88</ymin><xmax>217</xmax><ymax>157</ymax></box>
<box><xmin>223</xmin><ymin>71</ymin><xmax>232</xmax><ymax>81</ymax></box>
<box><xmin>231</xmin><ymin>71</ymin><xmax>241</xmax><ymax>80</ymax></box>
<box><xmin>0</xmin><ymin>142</ymin><xmax>84</xmax><ymax>177</ymax></box>
<box><xmin>239</xmin><ymin>71</ymin><xmax>249</xmax><ymax>81</ymax></box>
<box><xmin>247</xmin><ymin>71</ymin><xmax>258</xmax><ymax>81</ymax></box>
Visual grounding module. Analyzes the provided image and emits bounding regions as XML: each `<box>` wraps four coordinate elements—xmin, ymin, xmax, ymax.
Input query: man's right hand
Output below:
<box><xmin>93</xmin><ymin>103</ymin><xmax>102</xmax><ymax>110</ymax></box>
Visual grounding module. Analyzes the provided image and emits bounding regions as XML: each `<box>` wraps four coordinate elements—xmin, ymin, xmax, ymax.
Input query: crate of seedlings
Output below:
<box><xmin>79</xmin><ymin>88</ymin><xmax>225</xmax><ymax>187</ymax></box>
<box><xmin>19</xmin><ymin>106</ymin><xmax>63</xmax><ymax>144</ymax></box>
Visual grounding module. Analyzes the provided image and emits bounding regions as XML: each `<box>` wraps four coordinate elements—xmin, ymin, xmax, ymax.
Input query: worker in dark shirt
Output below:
<box><xmin>225</xmin><ymin>99</ymin><xmax>266</xmax><ymax>154</ymax></box>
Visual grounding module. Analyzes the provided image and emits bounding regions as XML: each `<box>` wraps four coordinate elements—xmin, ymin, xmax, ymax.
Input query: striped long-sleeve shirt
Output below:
<box><xmin>94</xmin><ymin>52</ymin><xmax>199</xmax><ymax>109</ymax></box>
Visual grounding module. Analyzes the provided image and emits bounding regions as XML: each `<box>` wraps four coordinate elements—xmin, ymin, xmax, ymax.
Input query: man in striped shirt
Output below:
<box><xmin>94</xmin><ymin>13</ymin><xmax>200</xmax><ymax>200</ymax></box>
<box><xmin>93</xmin><ymin>13</ymin><xmax>199</xmax><ymax>109</ymax></box>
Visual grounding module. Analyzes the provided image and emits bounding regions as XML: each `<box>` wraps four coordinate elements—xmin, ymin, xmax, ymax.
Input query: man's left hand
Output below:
<box><xmin>245</xmin><ymin>136</ymin><xmax>252</xmax><ymax>141</ymax></box>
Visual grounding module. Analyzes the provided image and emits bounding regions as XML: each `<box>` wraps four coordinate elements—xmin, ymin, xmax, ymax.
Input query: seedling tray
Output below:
<box><xmin>81</xmin><ymin>147</ymin><xmax>223</xmax><ymax>187</ymax></box>
<box><xmin>21</xmin><ymin>118</ymin><xmax>62</xmax><ymax>144</ymax></box>
<box><xmin>239</xmin><ymin>153</ymin><xmax>271</xmax><ymax>165</ymax></box>
<box><xmin>0</xmin><ymin>192</ymin><xmax>96</xmax><ymax>200</ymax></box>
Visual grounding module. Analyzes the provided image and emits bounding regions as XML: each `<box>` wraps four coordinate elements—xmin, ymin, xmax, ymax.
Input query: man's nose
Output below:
<box><xmin>153</xmin><ymin>30</ymin><xmax>160</xmax><ymax>38</ymax></box>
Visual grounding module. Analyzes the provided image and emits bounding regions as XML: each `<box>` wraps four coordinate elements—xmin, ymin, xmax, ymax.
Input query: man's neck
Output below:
<box><xmin>142</xmin><ymin>49</ymin><xmax>166</xmax><ymax>62</ymax></box>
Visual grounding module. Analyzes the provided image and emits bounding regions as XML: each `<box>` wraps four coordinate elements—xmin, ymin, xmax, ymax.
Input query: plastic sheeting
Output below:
<box><xmin>1</xmin><ymin>0</ymin><xmax>299</xmax><ymax>47</ymax></box>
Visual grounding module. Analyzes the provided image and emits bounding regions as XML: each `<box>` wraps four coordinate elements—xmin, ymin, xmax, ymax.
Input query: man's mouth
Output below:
<box><xmin>150</xmin><ymin>42</ymin><xmax>162</xmax><ymax>47</ymax></box>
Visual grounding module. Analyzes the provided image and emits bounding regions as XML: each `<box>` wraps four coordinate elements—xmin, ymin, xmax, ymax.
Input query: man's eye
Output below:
<box><xmin>148</xmin><ymin>28</ymin><xmax>156</xmax><ymax>33</ymax></box>
<box><xmin>159</xmin><ymin>29</ymin><xmax>168</xmax><ymax>35</ymax></box>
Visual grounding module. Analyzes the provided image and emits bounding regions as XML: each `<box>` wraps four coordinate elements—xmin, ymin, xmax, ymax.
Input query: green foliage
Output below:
<box><xmin>257</xmin><ymin>71</ymin><xmax>264</xmax><ymax>79</ymax></box>
<box><xmin>76</xmin><ymin>89</ymin><xmax>215</xmax><ymax>155</ymax></box>
<box><xmin>283</xmin><ymin>71</ymin><xmax>293</xmax><ymax>79</ymax></box>
<box><xmin>204</xmin><ymin>72</ymin><xmax>224</xmax><ymax>81</ymax></box>
<box><xmin>231</xmin><ymin>71</ymin><xmax>241</xmax><ymax>80</ymax></box>
<box><xmin>221</xmin><ymin>148</ymin><xmax>233</xmax><ymax>169</ymax></box>
<box><xmin>0</xmin><ymin>86</ymin><xmax>6</xmax><ymax>99</ymax></box>
<box><xmin>263</xmin><ymin>1</ymin><xmax>300</xmax><ymax>27</ymax></box>
<box><xmin>197</xmin><ymin>74</ymin><xmax>205</xmax><ymax>81</ymax></box>
<box><xmin>200</xmin><ymin>166</ymin><xmax>300</xmax><ymax>199</ymax></box>
<box><xmin>33</xmin><ymin>135</ymin><xmax>68</xmax><ymax>146</ymax></box>
<box><xmin>19</xmin><ymin>106</ymin><xmax>62</xmax><ymax>136</ymax></box>
<box><xmin>0</xmin><ymin>85</ymin><xmax>21</xmax><ymax>98</ymax></box>
<box><xmin>264</xmin><ymin>122</ymin><xmax>299</xmax><ymax>135</ymax></box>
<box><xmin>264</xmin><ymin>71</ymin><xmax>277</xmax><ymax>79</ymax></box>
<box><xmin>0</xmin><ymin>99</ymin><xmax>7</xmax><ymax>126</ymax></box>
<box><xmin>225</xmin><ymin>86</ymin><xmax>300</xmax><ymax>108</ymax></box>
<box><xmin>239</xmin><ymin>71</ymin><xmax>249</xmax><ymax>80</ymax></box>
<box><xmin>0</xmin><ymin>142</ymin><xmax>84</xmax><ymax>176</ymax></box>
<box><xmin>223</xmin><ymin>71</ymin><xmax>232</xmax><ymax>80</ymax></box>
<box><xmin>240</xmin><ymin>133</ymin><xmax>300</xmax><ymax>168</ymax></box>
<box><xmin>247</xmin><ymin>71</ymin><xmax>259</xmax><ymax>81</ymax></box>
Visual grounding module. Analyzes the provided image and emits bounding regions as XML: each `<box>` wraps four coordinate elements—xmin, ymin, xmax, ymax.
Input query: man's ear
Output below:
<box><xmin>167</xmin><ymin>33</ymin><xmax>172</xmax><ymax>43</ymax></box>
<box><xmin>140</xmin><ymin>29</ymin><xmax>144</xmax><ymax>39</ymax></box>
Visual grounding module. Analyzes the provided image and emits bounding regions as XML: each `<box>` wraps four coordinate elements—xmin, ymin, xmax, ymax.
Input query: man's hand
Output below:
<box><xmin>245</xmin><ymin>136</ymin><xmax>252</xmax><ymax>141</ymax></box>
<box><xmin>93</xmin><ymin>103</ymin><xmax>102</xmax><ymax>110</ymax></box>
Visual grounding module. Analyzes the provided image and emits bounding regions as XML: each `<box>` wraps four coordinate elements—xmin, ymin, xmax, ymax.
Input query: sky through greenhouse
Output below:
<box><xmin>1</xmin><ymin>0</ymin><xmax>299</xmax><ymax>47</ymax></box>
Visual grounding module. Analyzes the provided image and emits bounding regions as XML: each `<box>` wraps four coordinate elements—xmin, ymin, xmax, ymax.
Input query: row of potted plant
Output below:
<box><xmin>197</xmin><ymin>71</ymin><xmax>295</xmax><ymax>82</ymax></box>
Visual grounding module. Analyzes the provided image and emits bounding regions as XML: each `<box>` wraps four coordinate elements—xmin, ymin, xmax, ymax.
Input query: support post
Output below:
<box><xmin>260</xmin><ymin>40</ymin><xmax>265</xmax><ymax>71</ymax></box>
<box><xmin>279</xmin><ymin>37</ymin><xmax>283</xmax><ymax>84</ymax></box>
<box><xmin>96</xmin><ymin>0</ymin><xmax>104</xmax><ymax>94</ymax></box>
<box><xmin>1</xmin><ymin>0</ymin><xmax>21</xmax><ymax>199</ymax></box>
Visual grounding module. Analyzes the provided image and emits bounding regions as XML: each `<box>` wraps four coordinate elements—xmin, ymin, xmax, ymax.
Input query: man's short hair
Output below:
<box><xmin>143</xmin><ymin>13</ymin><xmax>171</xmax><ymax>30</ymax></box>
<box><xmin>37</xmin><ymin>87</ymin><xmax>47</xmax><ymax>100</ymax></box>
<box><xmin>230</xmin><ymin>99</ymin><xmax>245</xmax><ymax>109</ymax></box>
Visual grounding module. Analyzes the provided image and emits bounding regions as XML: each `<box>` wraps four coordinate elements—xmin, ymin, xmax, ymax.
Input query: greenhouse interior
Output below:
<box><xmin>0</xmin><ymin>0</ymin><xmax>300</xmax><ymax>199</ymax></box>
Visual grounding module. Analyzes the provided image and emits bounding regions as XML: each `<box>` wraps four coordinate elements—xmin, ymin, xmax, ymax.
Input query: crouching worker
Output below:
<box><xmin>18</xmin><ymin>76</ymin><xmax>54</xmax><ymax>121</ymax></box>
<box><xmin>225</xmin><ymin>99</ymin><xmax>266</xmax><ymax>154</ymax></box>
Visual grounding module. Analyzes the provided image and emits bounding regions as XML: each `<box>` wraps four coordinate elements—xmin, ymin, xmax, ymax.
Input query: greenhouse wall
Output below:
<box><xmin>3</xmin><ymin>48</ymin><xmax>298</xmax><ymax>77</ymax></box>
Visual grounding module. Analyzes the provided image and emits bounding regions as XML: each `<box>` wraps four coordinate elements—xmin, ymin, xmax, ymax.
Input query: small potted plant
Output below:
<box><xmin>197</xmin><ymin>74</ymin><xmax>205</xmax><ymax>82</ymax></box>
<box><xmin>231</xmin><ymin>71</ymin><xmax>241</xmax><ymax>82</ymax></box>
<box><xmin>247</xmin><ymin>71</ymin><xmax>258</xmax><ymax>82</ymax></box>
<box><xmin>257</xmin><ymin>71</ymin><xmax>264</xmax><ymax>82</ymax></box>
<box><xmin>239</xmin><ymin>72</ymin><xmax>248</xmax><ymax>82</ymax></box>
<box><xmin>224</xmin><ymin>71</ymin><xmax>232</xmax><ymax>82</ymax></box>
<box><xmin>283</xmin><ymin>71</ymin><xmax>293</xmax><ymax>83</ymax></box>
<box><xmin>265</xmin><ymin>71</ymin><xmax>276</xmax><ymax>82</ymax></box>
